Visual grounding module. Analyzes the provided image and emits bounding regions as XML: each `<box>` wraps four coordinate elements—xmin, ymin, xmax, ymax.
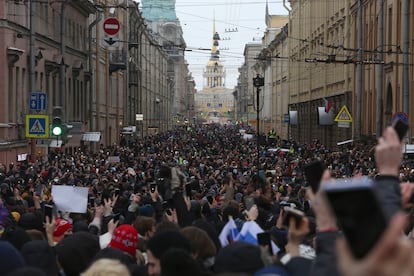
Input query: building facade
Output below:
<box><xmin>0</xmin><ymin>0</ymin><xmax>96</xmax><ymax>163</ymax></box>
<box><xmin>195</xmin><ymin>23</ymin><xmax>234</xmax><ymax>124</ymax></box>
<box><xmin>250</xmin><ymin>0</ymin><xmax>414</xmax><ymax>148</ymax></box>
<box><xmin>141</xmin><ymin>0</ymin><xmax>195</xmax><ymax>125</ymax></box>
<box><xmin>0</xmin><ymin>0</ymin><xmax>186</xmax><ymax>164</ymax></box>
<box><xmin>265</xmin><ymin>24</ymin><xmax>290</xmax><ymax>139</ymax></box>
<box><xmin>256</xmin><ymin>6</ymin><xmax>289</xmax><ymax>136</ymax></box>
<box><xmin>286</xmin><ymin>1</ymin><xmax>353</xmax><ymax>147</ymax></box>
<box><xmin>350</xmin><ymin>0</ymin><xmax>413</xmax><ymax>142</ymax></box>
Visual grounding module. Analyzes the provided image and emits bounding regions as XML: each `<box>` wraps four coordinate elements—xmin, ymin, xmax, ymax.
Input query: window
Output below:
<box><xmin>388</xmin><ymin>7</ymin><xmax>392</xmax><ymax>45</ymax></box>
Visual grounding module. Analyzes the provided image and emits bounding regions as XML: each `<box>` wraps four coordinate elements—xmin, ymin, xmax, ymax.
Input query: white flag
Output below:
<box><xmin>236</xmin><ymin>220</ymin><xmax>280</xmax><ymax>254</ymax></box>
<box><xmin>219</xmin><ymin>217</ymin><xmax>239</xmax><ymax>247</ymax></box>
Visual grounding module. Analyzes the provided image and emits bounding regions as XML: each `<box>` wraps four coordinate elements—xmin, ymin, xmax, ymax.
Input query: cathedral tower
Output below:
<box><xmin>202</xmin><ymin>18</ymin><xmax>226</xmax><ymax>89</ymax></box>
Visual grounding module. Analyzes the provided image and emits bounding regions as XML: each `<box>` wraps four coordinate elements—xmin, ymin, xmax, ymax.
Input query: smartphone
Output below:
<box><xmin>88</xmin><ymin>196</ymin><xmax>95</xmax><ymax>206</ymax></box>
<box><xmin>35</xmin><ymin>184</ymin><xmax>43</xmax><ymax>196</ymax></box>
<box><xmin>150</xmin><ymin>183</ymin><xmax>157</xmax><ymax>193</ymax></box>
<box><xmin>206</xmin><ymin>195</ymin><xmax>214</xmax><ymax>205</ymax></box>
<box><xmin>392</xmin><ymin>118</ymin><xmax>409</xmax><ymax>141</ymax></box>
<box><xmin>304</xmin><ymin>160</ymin><xmax>326</xmax><ymax>193</ymax></box>
<box><xmin>282</xmin><ymin>206</ymin><xmax>305</xmax><ymax>229</ymax></box>
<box><xmin>257</xmin><ymin>232</ymin><xmax>273</xmax><ymax>255</ymax></box>
<box><xmin>185</xmin><ymin>183</ymin><xmax>192</xmax><ymax>199</ymax></box>
<box><xmin>43</xmin><ymin>204</ymin><xmax>54</xmax><ymax>223</ymax></box>
<box><xmin>323</xmin><ymin>177</ymin><xmax>388</xmax><ymax>259</ymax></box>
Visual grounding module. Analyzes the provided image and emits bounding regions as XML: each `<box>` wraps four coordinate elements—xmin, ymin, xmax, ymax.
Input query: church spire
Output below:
<box><xmin>266</xmin><ymin>0</ymin><xmax>269</xmax><ymax>17</ymax></box>
<box><xmin>265</xmin><ymin>0</ymin><xmax>271</xmax><ymax>27</ymax></box>
<box><xmin>211</xmin><ymin>13</ymin><xmax>220</xmax><ymax>60</ymax></box>
<box><xmin>203</xmin><ymin>14</ymin><xmax>225</xmax><ymax>89</ymax></box>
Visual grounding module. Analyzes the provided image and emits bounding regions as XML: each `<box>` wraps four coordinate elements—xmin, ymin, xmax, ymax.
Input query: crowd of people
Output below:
<box><xmin>0</xmin><ymin>123</ymin><xmax>414</xmax><ymax>276</ymax></box>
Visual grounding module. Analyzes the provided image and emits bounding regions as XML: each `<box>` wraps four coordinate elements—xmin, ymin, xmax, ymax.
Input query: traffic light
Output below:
<box><xmin>51</xmin><ymin>116</ymin><xmax>63</xmax><ymax>136</ymax></box>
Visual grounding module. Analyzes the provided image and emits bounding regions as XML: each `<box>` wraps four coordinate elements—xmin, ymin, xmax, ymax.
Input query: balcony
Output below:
<box><xmin>109</xmin><ymin>49</ymin><xmax>127</xmax><ymax>74</ymax></box>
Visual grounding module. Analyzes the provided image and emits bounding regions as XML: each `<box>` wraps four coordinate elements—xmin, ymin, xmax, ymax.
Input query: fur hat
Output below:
<box><xmin>53</xmin><ymin>219</ymin><xmax>72</xmax><ymax>237</ymax></box>
<box><xmin>109</xmin><ymin>224</ymin><xmax>138</xmax><ymax>258</ymax></box>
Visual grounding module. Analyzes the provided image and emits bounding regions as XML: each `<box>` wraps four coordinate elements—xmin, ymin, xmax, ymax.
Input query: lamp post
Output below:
<box><xmin>155</xmin><ymin>98</ymin><xmax>161</xmax><ymax>133</ymax></box>
<box><xmin>253</xmin><ymin>74</ymin><xmax>264</xmax><ymax>175</ymax></box>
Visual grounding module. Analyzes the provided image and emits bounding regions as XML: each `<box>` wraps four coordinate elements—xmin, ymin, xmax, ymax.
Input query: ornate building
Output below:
<box><xmin>141</xmin><ymin>0</ymin><xmax>195</xmax><ymax>124</ymax></box>
<box><xmin>0</xmin><ymin>0</ymin><xmax>176</xmax><ymax>164</ymax></box>
<box><xmin>238</xmin><ymin>0</ymin><xmax>414</xmax><ymax>148</ymax></box>
<box><xmin>0</xmin><ymin>0</ymin><xmax>97</xmax><ymax>163</ymax></box>
<box><xmin>195</xmin><ymin>21</ymin><xmax>234</xmax><ymax>124</ymax></box>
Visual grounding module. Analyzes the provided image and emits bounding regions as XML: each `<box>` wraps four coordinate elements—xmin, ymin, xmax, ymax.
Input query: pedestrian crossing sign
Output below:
<box><xmin>334</xmin><ymin>105</ymin><xmax>353</xmax><ymax>123</ymax></box>
<box><xmin>26</xmin><ymin>115</ymin><xmax>49</xmax><ymax>138</ymax></box>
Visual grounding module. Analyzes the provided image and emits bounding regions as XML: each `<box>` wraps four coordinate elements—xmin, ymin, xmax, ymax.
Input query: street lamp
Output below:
<box><xmin>155</xmin><ymin>98</ymin><xmax>161</xmax><ymax>132</ymax></box>
<box><xmin>253</xmin><ymin>74</ymin><xmax>264</xmax><ymax>175</ymax></box>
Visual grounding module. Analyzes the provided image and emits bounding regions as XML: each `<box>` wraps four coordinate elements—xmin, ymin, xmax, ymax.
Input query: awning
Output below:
<box><xmin>50</xmin><ymin>140</ymin><xmax>63</xmax><ymax>148</ymax></box>
<box><xmin>82</xmin><ymin>132</ymin><xmax>101</xmax><ymax>142</ymax></box>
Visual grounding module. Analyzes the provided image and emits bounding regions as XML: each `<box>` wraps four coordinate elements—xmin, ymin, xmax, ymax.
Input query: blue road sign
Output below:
<box><xmin>26</xmin><ymin>115</ymin><xmax>49</xmax><ymax>138</ymax></box>
<box><xmin>29</xmin><ymin>92</ymin><xmax>47</xmax><ymax>111</ymax></box>
<box><xmin>392</xmin><ymin>112</ymin><xmax>408</xmax><ymax>124</ymax></box>
<box><xmin>283</xmin><ymin>113</ymin><xmax>290</xmax><ymax>123</ymax></box>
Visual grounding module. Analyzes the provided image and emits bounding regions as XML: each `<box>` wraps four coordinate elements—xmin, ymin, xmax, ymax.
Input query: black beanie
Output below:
<box><xmin>214</xmin><ymin>241</ymin><xmax>264</xmax><ymax>274</ymax></box>
<box><xmin>147</xmin><ymin>230</ymin><xmax>191</xmax><ymax>259</ymax></box>
<box><xmin>1</xmin><ymin>226</ymin><xmax>31</xmax><ymax>250</ymax></box>
<box><xmin>55</xmin><ymin>232</ymin><xmax>100</xmax><ymax>276</ymax></box>
<box><xmin>21</xmin><ymin>240</ymin><xmax>59</xmax><ymax>276</ymax></box>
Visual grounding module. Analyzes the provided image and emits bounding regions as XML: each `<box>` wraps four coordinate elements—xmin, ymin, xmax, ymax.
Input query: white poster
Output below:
<box><xmin>52</xmin><ymin>185</ymin><xmax>88</xmax><ymax>213</ymax></box>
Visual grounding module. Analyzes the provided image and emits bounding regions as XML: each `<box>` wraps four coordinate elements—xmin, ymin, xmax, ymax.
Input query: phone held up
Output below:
<box><xmin>282</xmin><ymin>206</ymin><xmax>305</xmax><ymax>229</ymax></box>
<box><xmin>304</xmin><ymin>160</ymin><xmax>326</xmax><ymax>193</ymax></box>
<box><xmin>257</xmin><ymin>232</ymin><xmax>273</xmax><ymax>255</ymax></box>
<box><xmin>392</xmin><ymin>117</ymin><xmax>409</xmax><ymax>141</ymax></box>
<box><xmin>150</xmin><ymin>183</ymin><xmax>157</xmax><ymax>193</ymax></box>
<box><xmin>43</xmin><ymin>203</ymin><xmax>54</xmax><ymax>223</ymax></box>
<box><xmin>323</xmin><ymin>177</ymin><xmax>388</xmax><ymax>259</ymax></box>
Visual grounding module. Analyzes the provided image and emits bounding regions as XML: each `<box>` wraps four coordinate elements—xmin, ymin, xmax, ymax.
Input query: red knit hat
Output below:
<box><xmin>53</xmin><ymin>219</ymin><xmax>72</xmax><ymax>237</ymax></box>
<box><xmin>109</xmin><ymin>224</ymin><xmax>138</xmax><ymax>257</ymax></box>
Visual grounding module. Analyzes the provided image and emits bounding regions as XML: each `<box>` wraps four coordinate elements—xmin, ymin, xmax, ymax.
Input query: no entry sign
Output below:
<box><xmin>103</xmin><ymin>18</ymin><xmax>120</xmax><ymax>36</ymax></box>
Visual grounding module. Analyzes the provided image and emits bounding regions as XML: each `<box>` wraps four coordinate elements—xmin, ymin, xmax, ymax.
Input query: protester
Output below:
<box><xmin>82</xmin><ymin>258</ymin><xmax>131</xmax><ymax>276</ymax></box>
<box><xmin>0</xmin><ymin>123</ymin><xmax>412</xmax><ymax>275</ymax></box>
<box><xmin>146</xmin><ymin>229</ymin><xmax>192</xmax><ymax>276</ymax></box>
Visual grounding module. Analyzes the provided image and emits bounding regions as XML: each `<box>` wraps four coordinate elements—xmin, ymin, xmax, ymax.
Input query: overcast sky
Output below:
<box><xmin>175</xmin><ymin>0</ymin><xmax>289</xmax><ymax>91</ymax></box>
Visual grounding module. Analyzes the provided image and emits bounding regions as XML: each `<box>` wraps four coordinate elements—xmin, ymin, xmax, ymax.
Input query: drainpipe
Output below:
<box><xmin>88</xmin><ymin>9</ymin><xmax>103</xmax><ymax>136</ymax></box>
<box><xmin>402</xmin><ymin>0</ymin><xmax>409</xmax><ymax>116</ymax></box>
<box><xmin>59</xmin><ymin>0</ymin><xmax>69</xmax><ymax>119</ymax></box>
<box><xmin>29</xmin><ymin>0</ymin><xmax>36</xmax><ymax>93</ymax></box>
<box><xmin>356</xmin><ymin>0</ymin><xmax>363</xmax><ymax>139</ymax></box>
<box><xmin>376</xmin><ymin>0</ymin><xmax>383</xmax><ymax>138</ymax></box>
<box><xmin>29</xmin><ymin>0</ymin><xmax>36</xmax><ymax>160</ymax></box>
